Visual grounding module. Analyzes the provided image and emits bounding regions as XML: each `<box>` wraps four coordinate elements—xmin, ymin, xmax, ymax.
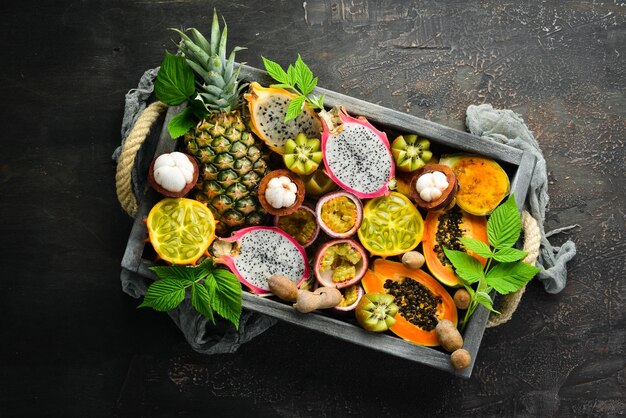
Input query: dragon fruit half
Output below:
<box><xmin>245</xmin><ymin>82</ymin><xmax>322</xmax><ymax>154</ymax></box>
<box><xmin>213</xmin><ymin>226</ymin><xmax>310</xmax><ymax>294</ymax></box>
<box><xmin>320</xmin><ymin>107</ymin><xmax>394</xmax><ymax>199</ymax></box>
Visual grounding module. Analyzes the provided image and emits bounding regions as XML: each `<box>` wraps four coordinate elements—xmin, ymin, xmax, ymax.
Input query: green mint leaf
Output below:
<box><xmin>262</xmin><ymin>56</ymin><xmax>289</xmax><ymax>84</ymax></box>
<box><xmin>487</xmin><ymin>195</ymin><xmax>521</xmax><ymax>249</ymax></box>
<box><xmin>155</xmin><ymin>51</ymin><xmax>195</xmax><ymax>105</ymax></box>
<box><xmin>211</xmin><ymin>269</ymin><xmax>243</xmax><ymax>329</ymax></box>
<box><xmin>443</xmin><ymin>248</ymin><xmax>484</xmax><ymax>284</ymax></box>
<box><xmin>149</xmin><ymin>264</ymin><xmax>197</xmax><ymax>282</ymax></box>
<box><xmin>309</xmin><ymin>94</ymin><xmax>325</xmax><ymax>110</ymax></box>
<box><xmin>191</xmin><ymin>282</ymin><xmax>215</xmax><ymax>323</ymax></box>
<box><xmin>138</xmin><ymin>278</ymin><xmax>190</xmax><ymax>311</ymax></box>
<box><xmin>294</xmin><ymin>54</ymin><xmax>314</xmax><ymax>96</ymax></box>
<box><xmin>285</xmin><ymin>96</ymin><xmax>306</xmax><ymax>122</ymax></box>
<box><xmin>459</xmin><ymin>237</ymin><xmax>493</xmax><ymax>259</ymax></box>
<box><xmin>167</xmin><ymin>107</ymin><xmax>197</xmax><ymax>139</ymax></box>
<box><xmin>203</xmin><ymin>271</ymin><xmax>217</xmax><ymax>301</ymax></box>
<box><xmin>197</xmin><ymin>257</ymin><xmax>214</xmax><ymax>271</ymax></box>
<box><xmin>308</xmin><ymin>76</ymin><xmax>318</xmax><ymax>95</ymax></box>
<box><xmin>485</xmin><ymin>261</ymin><xmax>541</xmax><ymax>294</ymax></box>
<box><xmin>475</xmin><ymin>291</ymin><xmax>500</xmax><ymax>314</ymax></box>
<box><xmin>493</xmin><ymin>248</ymin><xmax>528</xmax><ymax>263</ymax></box>
<box><xmin>286</xmin><ymin>64</ymin><xmax>297</xmax><ymax>86</ymax></box>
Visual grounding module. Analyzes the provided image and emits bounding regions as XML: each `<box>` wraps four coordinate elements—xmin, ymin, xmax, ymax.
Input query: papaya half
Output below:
<box><xmin>422</xmin><ymin>206</ymin><xmax>488</xmax><ymax>287</ymax></box>
<box><xmin>439</xmin><ymin>154</ymin><xmax>510</xmax><ymax>216</ymax></box>
<box><xmin>361</xmin><ymin>259</ymin><xmax>457</xmax><ymax>346</ymax></box>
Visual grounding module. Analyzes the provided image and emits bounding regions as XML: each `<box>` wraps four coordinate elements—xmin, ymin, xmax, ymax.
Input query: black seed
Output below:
<box><xmin>434</xmin><ymin>206</ymin><xmax>466</xmax><ymax>267</ymax></box>
<box><xmin>384</xmin><ymin>278</ymin><xmax>442</xmax><ymax>331</ymax></box>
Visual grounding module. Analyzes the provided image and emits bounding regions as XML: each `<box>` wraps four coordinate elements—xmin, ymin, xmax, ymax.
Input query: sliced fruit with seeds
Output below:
<box><xmin>314</xmin><ymin>239</ymin><xmax>368</xmax><ymax>289</ymax></box>
<box><xmin>439</xmin><ymin>154</ymin><xmax>510</xmax><ymax>216</ymax></box>
<box><xmin>355</xmin><ymin>292</ymin><xmax>399</xmax><ymax>332</ymax></box>
<box><xmin>146</xmin><ymin>198</ymin><xmax>216</xmax><ymax>265</ymax></box>
<box><xmin>283</xmin><ymin>133</ymin><xmax>323</xmax><ymax>175</ymax></box>
<box><xmin>334</xmin><ymin>284</ymin><xmax>364</xmax><ymax>312</ymax></box>
<box><xmin>391</xmin><ymin>134</ymin><xmax>432</xmax><ymax>172</ymax></box>
<box><xmin>245</xmin><ymin>82</ymin><xmax>322</xmax><ymax>154</ymax></box>
<box><xmin>362</xmin><ymin>260</ymin><xmax>457</xmax><ymax>346</ymax></box>
<box><xmin>422</xmin><ymin>206</ymin><xmax>488</xmax><ymax>287</ymax></box>
<box><xmin>357</xmin><ymin>191</ymin><xmax>424</xmax><ymax>257</ymax></box>
<box><xmin>274</xmin><ymin>205</ymin><xmax>320</xmax><ymax>248</ymax></box>
<box><xmin>316</xmin><ymin>191</ymin><xmax>363</xmax><ymax>238</ymax></box>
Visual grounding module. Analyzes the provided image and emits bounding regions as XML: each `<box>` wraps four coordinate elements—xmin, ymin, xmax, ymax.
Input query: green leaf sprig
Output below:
<box><xmin>139</xmin><ymin>258</ymin><xmax>242</xmax><ymax>329</ymax></box>
<box><xmin>153</xmin><ymin>51</ymin><xmax>202</xmax><ymax>139</ymax></box>
<box><xmin>262</xmin><ymin>54</ymin><xmax>325</xmax><ymax>121</ymax></box>
<box><xmin>443</xmin><ymin>195</ymin><xmax>541</xmax><ymax>330</ymax></box>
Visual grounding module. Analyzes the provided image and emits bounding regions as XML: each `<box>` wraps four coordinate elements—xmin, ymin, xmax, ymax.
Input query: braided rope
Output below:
<box><xmin>115</xmin><ymin>101</ymin><xmax>168</xmax><ymax>217</ymax></box>
<box><xmin>487</xmin><ymin>210</ymin><xmax>541</xmax><ymax>327</ymax></box>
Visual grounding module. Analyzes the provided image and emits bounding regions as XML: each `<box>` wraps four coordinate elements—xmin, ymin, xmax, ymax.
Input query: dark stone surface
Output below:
<box><xmin>1</xmin><ymin>0</ymin><xmax>624</xmax><ymax>416</ymax></box>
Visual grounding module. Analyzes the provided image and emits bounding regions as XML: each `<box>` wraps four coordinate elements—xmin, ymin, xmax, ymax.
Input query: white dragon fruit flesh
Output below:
<box><xmin>213</xmin><ymin>226</ymin><xmax>310</xmax><ymax>294</ymax></box>
<box><xmin>245</xmin><ymin>82</ymin><xmax>322</xmax><ymax>154</ymax></box>
<box><xmin>320</xmin><ymin>107</ymin><xmax>394</xmax><ymax>199</ymax></box>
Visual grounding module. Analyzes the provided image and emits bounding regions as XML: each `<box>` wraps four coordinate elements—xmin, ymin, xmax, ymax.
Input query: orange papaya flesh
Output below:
<box><xmin>439</xmin><ymin>154</ymin><xmax>510</xmax><ymax>216</ymax></box>
<box><xmin>361</xmin><ymin>259</ymin><xmax>457</xmax><ymax>346</ymax></box>
<box><xmin>422</xmin><ymin>206</ymin><xmax>488</xmax><ymax>287</ymax></box>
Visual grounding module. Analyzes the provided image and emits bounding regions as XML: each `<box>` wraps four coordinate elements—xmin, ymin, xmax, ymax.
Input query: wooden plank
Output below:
<box><xmin>120</xmin><ymin>192</ymin><xmax>156</xmax><ymax>273</ymax></box>
<box><xmin>240</xmin><ymin>292</ymin><xmax>454</xmax><ymax>372</ymax></box>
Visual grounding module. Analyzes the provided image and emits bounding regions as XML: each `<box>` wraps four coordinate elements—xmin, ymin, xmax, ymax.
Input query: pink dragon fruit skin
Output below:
<box><xmin>321</xmin><ymin>108</ymin><xmax>395</xmax><ymax>199</ymax></box>
<box><xmin>215</xmin><ymin>226</ymin><xmax>310</xmax><ymax>294</ymax></box>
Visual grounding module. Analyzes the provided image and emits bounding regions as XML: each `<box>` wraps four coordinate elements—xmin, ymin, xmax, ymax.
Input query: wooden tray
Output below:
<box><xmin>121</xmin><ymin>65</ymin><xmax>536</xmax><ymax>378</ymax></box>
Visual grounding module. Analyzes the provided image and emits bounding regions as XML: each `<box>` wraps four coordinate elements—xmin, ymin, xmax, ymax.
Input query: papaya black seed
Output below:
<box><xmin>434</xmin><ymin>206</ymin><xmax>467</xmax><ymax>267</ymax></box>
<box><xmin>384</xmin><ymin>278</ymin><xmax>442</xmax><ymax>331</ymax></box>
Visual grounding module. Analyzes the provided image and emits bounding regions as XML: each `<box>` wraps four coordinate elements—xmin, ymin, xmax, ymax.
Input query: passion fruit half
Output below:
<box><xmin>334</xmin><ymin>284</ymin><xmax>364</xmax><ymax>312</ymax></box>
<box><xmin>274</xmin><ymin>204</ymin><xmax>320</xmax><ymax>248</ymax></box>
<box><xmin>316</xmin><ymin>191</ymin><xmax>363</xmax><ymax>238</ymax></box>
<box><xmin>314</xmin><ymin>239</ymin><xmax>368</xmax><ymax>289</ymax></box>
<box><xmin>410</xmin><ymin>164</ymin><xmax>457</xmax><ymax>211</ymax></box>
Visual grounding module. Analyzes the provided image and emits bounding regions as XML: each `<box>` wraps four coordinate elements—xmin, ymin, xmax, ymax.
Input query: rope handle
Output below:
<box><xmin>115</xmin><ymin>102</ymin><xmax>542</xmax><ymax>327</ymax></box>
<box><xmin>486</xmin><ymin>210</ymin><xmax>541</xmax><ymax>327</ymax></box>
<box><xmin>115</xmin><ymin>101</ymin><xmax>168</xmax><ymax>217</ymax></box>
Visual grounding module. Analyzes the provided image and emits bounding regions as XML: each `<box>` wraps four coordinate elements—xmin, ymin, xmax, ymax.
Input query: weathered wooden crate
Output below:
<box><xmin>121</xmin><ymin>65</ymin><xmax>536</xmax><ymax>378</ymax></box>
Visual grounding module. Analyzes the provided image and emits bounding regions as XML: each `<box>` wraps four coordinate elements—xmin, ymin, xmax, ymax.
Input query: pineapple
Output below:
<box><xmin>174</xmin><ymin>12</ymin><xmax>269</xmax><ymax>236</ymax></box>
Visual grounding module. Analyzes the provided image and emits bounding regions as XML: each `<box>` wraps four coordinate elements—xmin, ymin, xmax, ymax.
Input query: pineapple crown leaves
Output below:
<box><xmin>155</xmin><ymin>10</ymin><xmax>247</xmax><ymax>138</ymax></box>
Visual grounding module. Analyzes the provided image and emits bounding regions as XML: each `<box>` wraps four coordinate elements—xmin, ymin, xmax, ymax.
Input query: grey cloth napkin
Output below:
<box><xmin>466</xmin><ymin>104</ymin><xmax>577</xmax><ymax>294</ymax></box>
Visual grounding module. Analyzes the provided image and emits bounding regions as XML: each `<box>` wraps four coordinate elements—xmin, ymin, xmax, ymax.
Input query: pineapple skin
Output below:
<box><xmin>184</xmin><ymin>111</ymin><xmax>270</xmax><ymax>236</ymax></box>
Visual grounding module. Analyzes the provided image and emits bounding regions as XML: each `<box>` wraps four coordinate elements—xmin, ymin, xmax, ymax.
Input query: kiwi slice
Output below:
<box><xmin>355</xmin><ymin>293</ymin><xmax>399</xmax><ymax>332</ymax></box>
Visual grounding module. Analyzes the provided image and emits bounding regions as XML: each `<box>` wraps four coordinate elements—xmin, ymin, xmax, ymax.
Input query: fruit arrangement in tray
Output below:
<box><xmin>138</xmin><ymin>11</ymin><xmax>539</xmax><ymax>372</ymax></box>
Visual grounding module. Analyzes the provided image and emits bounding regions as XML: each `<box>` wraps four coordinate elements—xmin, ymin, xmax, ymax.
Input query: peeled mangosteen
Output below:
<box><xmin>410</xmin><ymin>164</ymin><xmax>457</xmax><ymax>211</ymax></box>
